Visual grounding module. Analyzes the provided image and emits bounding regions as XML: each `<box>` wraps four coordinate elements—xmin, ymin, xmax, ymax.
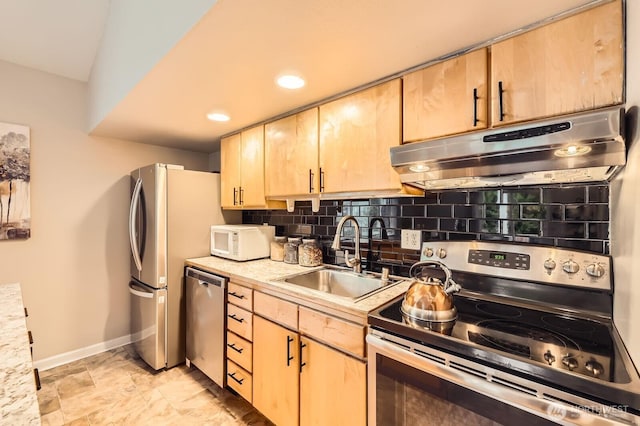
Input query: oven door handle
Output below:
<box><xmin>366</xmin><ymin>334</ymin><xmax>634</xmax><ymax>426</ymax></box>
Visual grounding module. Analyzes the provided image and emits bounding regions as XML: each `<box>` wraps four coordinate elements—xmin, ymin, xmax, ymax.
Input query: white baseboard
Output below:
<box><xmin>33</xmin><ymin>334</ymin><xmax>133</xmax><ymax>371</ymax></box>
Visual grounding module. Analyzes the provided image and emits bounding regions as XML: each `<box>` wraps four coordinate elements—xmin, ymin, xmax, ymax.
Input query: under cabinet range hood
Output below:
<box><xmin>391</xmin><ymin>106</ymin><xmax>626</xmax><ymax>190</ymax></box>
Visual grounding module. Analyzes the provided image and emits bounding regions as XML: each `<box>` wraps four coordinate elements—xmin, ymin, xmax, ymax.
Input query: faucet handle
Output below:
<box><xmin>343</xmin><ymin>250</ymin><xmax>362</xmax><ymax>273</ymax></box>
<box><xmin>381</xmin><ymin>267</ymin><xmax>390</xmax><ymax>283</ymax></box>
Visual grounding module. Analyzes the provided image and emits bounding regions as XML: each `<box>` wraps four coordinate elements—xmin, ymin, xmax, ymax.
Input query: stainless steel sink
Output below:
<box><xmin>282</xmin><ymin>267</ymin><xmax>399</xmax><ymax>301</ymax></box>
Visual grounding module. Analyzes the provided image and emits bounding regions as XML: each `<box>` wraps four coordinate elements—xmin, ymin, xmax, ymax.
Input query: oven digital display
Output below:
<box><xmin>490</xmin><ymin>252</ymin><xmax>506</xmax><ymax>261</ymax></box>
<box><xmin>468</xmin><ymin>249</ymin><xmax>530</xmax><ymax>270</ymax></box>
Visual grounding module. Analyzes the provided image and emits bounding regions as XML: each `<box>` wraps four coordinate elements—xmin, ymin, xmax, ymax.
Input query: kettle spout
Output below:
<box><xmin>444</xmin><ymin>278</ymin><xmax>461</xmax><ymax>295</ymax></box>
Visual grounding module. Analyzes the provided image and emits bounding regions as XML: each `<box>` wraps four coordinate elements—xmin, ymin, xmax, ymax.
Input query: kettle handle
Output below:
<box><xmin>409</xmin><ymin>260</ymin><xmax>461</xmax><ymax>294</ymax></box>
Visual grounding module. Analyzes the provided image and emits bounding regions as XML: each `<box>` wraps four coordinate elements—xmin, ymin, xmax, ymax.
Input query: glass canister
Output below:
<box><xmin>298</xmin><ymin>238</ymin><xmax>323</xmax><ymax>267</ymax></box>
<box><xmin>284</xmin><ymin>237</ymin><xmax>302</xmax><ymax>264</ymax></box>
<box><xmin>270</xmin><ymin>236</ymin><xmax>287</xmax><ymax>261</ymax></box>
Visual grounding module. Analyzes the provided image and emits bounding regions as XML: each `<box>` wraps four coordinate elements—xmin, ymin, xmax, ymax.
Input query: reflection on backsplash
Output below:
<box><xmin>243</xmin><ymin>183</ymin><xmax>610</xmax><ymax>276</ymax></box>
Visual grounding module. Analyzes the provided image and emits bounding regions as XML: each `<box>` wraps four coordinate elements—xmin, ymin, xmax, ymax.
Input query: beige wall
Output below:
<box><xmin>611</xmin><ymin>0</ymin><xmax>640</xmax><ymax>365</ymax></box>
<box><xmin>0</xmin><ymin>60</ymin><xmax>208</xmax><ymax>362</ymax></box>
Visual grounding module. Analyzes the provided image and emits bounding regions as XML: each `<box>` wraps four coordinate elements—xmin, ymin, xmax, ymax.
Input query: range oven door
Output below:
<box><xmin>366</xmin><ymin>333</ymin><xmax>630</xmax><ymax>426</ymax></box>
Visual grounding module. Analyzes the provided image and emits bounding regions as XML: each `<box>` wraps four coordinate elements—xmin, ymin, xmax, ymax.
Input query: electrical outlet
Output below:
<box><xmin>401</xmin><ymin>229</ymin><xmax>422</xmax><ymax>250</ymax></box>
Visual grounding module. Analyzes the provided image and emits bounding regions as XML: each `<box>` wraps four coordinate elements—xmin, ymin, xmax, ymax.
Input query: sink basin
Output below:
<box><xmin>282</xmin><ymin>267</ymin><xmax>398</xmax><ymax>301</ymax></box>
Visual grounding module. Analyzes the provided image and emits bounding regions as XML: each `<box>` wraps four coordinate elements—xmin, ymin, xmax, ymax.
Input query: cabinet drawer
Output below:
<box><xmin>254</xmin><ymin>292</ymin><xmax>298</xmax><ymax>330</ymax></box>
<box><xmin>227</xmin><ymin>304</ymin><xmax>253</xmax><ymax>341</ymax></box>
<box><xmin>227</xmin><ymin>360</ymin><xmax>252</xmax><ymax>403</ymax></box>
<box><xmin>227</xmin><ymin>331</ymin><xmax>252</xmax><ymax>372</ymax></box>
<box><xmin>299</xmin><ymin>306</ymin><xmax>366</xmax><ymax>358</ymax></box>
<box><xmin>228</xmin><ymin>282</ymin><xmax>253</xmax><ymax>310</ymax></box>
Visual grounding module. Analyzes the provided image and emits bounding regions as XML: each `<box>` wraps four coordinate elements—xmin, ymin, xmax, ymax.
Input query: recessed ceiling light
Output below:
<box><xmin>207</xmin><ymin>112</ymin><xmax>230</xmax><ymax>122</ymax></box>
<box><xmin>277</xmin><ymin>75</ymin><xmax>305</xmax><ymax>89</ymax></box>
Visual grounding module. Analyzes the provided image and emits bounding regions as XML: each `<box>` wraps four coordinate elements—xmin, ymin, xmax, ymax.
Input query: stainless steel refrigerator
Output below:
<box><xmin>128</xmin><ymin>163</ymin><xmax>239</xmax><ymax>370</ymax></box>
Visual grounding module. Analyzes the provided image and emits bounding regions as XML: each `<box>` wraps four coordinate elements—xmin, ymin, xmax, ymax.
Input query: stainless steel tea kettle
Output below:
<box><xmin>401</xmin><ymin>260</ymin><xmax>462</xmax><ymax>326</ymax></box>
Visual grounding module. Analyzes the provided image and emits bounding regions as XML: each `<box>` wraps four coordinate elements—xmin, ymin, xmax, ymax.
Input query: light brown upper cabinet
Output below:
<box><xmin>319</xmin><ymin>79</ymin><xmax>405</xmax><ymax>194</ymax></box>
<box><xmin>221</xmin><ymin>125</ymin><xmax>285</xmax><ymax>209</ymax></box>
<box><xmin>265</xmin><ymin>108</ymin><xmax>319</xmax><ymax>198</ymax></box>
<box><xmin>490</xmin><ymin>0</ymin><xmax>623</xmax><ymax>126</ymax></box>
<box><xmin>403</xmin><ymin>48</ymin><xmax>488</xmax><ymax>142</ymax></box>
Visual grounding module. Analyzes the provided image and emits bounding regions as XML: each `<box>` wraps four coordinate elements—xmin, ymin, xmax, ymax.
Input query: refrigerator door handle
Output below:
<box><xmin>129</xmin><ymin>177</ymin><xmax>143</xmax><ymax>272</ymax></box>
<box><xmin>129</xmin><ymin>281</ymin><xmax>153</xmax><ymax>299</ymax></box>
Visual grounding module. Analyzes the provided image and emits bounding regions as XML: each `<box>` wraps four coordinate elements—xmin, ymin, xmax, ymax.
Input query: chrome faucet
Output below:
<box><xmin>331</xmin><ymin>215</ymin><xmax>362</xmax><ymax>273</ymax></box>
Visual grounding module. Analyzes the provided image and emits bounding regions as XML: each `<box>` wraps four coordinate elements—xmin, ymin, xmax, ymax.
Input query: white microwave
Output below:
<box><xmin>210</xmin><ymin>224</ymin><xmax>275</xmax><ymax>261</ymax></box>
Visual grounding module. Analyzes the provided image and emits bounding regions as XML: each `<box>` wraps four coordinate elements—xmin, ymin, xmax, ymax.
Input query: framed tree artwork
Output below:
<box><xmin>0</xmin><ymin>122</ymin><xmax>30</xmax><ymax>240</ymax></box>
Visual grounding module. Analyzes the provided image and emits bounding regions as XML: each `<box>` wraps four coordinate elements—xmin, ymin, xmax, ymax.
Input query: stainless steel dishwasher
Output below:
<box><xmin>185</xmin><ymin>266</ymin><xmax>227</xmax><ymax>387</ymax></box>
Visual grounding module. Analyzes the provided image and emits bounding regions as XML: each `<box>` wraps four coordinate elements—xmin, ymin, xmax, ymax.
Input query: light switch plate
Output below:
<box><xmin>401</xmin><ymin>229</ymin><xmax>422</xmax><ymax>250</ymax></box>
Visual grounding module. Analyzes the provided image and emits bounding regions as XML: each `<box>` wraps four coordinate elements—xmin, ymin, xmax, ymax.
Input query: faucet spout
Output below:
<box><xmin>332</xmin><ymin>215</ymin><xmax>361</xmax><ymax>273</ymax></box>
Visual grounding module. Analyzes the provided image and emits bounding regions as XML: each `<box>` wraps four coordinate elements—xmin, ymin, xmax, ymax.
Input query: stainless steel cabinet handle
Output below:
<box><xmin>309</xmin><ymin>169</ymin><xmax>314</xmax><ymax>193</ymax></box>
<box><xmin>319</xmin><ymin>167</ymin><xmax>325</xmax><ymax>192</ymax></box>
<box><xmin>239</xmin><ymin>187</ymin><xmax>244</xmax><ymax>205</ymax></box>
<box><xmin>233</xmin><ymin>187</ymin><xmax>238</xmax><ymax>206</ymax></box>
<box><xmin>129</xmin><ymin>177</ymin><xmax>143</xmax><ymax>272</ymax></box>
<box><xmin>228</xmin><ymin>372</ymin><xmax>244</xmax><ymax>385</ymax></box>
<box><xmin>228</xmin><ymin>313</ymin><xmax>244</xmax><ymax>323</ymax></box>
<box><xmin>228</xmin><ymin>291</ymin><xmax>245</xmax><ymax>300</ymax></box>
<box><xmin>227</xmin><ymin>342</ymin><xmax>244</xmax><ymax>353</ymax></box>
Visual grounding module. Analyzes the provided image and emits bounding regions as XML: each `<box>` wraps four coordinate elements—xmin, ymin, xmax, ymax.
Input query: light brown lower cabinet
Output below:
<box><xmin>299</xmin><ymin>337</ymin><xmax>366</xmax><ymax>426</ymax></box>
<box><xmin>252</xmin><ymin>315</ymin><xmax>300</xmax><ymax>426</ymax></box>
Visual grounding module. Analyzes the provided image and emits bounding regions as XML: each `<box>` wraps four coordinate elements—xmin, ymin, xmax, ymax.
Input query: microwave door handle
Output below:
<box><xmin>129</xmin><ymin>177</ymin><xmax>143</xmax><ymax>272</ymax></box>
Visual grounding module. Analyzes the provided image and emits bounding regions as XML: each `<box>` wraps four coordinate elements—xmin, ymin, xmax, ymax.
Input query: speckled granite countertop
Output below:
<box><xmin>0</xmin><ymin>283</ymin><xmax>41</xmax><ymax>425</ymax></box>
<box><xmin>185</xmin><ymin>257</ymin><xmax>409</xmax><ymax>324</ymax></box>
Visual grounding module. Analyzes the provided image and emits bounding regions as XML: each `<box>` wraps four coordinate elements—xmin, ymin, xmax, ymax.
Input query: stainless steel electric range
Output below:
<box><xmin>367</xmin><ymin>241</ymin><xmax>640</xmax><ymax>426</ymax></box>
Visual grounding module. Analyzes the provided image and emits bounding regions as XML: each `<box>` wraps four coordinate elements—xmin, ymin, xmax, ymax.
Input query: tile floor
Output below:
<box><xmin>37</xmin><ymin>344</ymin><xmax>273</xmax><ymax>425</ymax></box>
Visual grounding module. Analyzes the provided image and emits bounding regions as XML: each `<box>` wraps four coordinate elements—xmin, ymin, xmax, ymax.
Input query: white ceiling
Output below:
<box><xmin>1</xmin><ymin>0</ymin><xmax>597</xmax><ymax>152</ymax></box>
<box><xmin>0</xmin><ymin>0</ymin><xmax>110</xmax><ymax>82</ymax></box>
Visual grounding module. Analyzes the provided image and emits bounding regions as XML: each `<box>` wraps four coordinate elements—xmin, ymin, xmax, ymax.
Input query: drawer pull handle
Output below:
<box><xmin>34</xmin><ymin>368</ymin><xmax>41</xmax><ymax>391</ymax></box>
<box><xmin>228</xmin><ymin>372</ymin><xmax>244</xmax><ymax>385</ymax></box>
<box><xmin>228</xmin><ymin>292</ymin><xmax>245</xmax><ymax>300</ymax></box>
<box><xmin>227</xmin><ymin>342</ymin><xmax>244</xmax><ymax>353</ymax></box>
<box><xmin>228</xmin><ymin>313</ymin><xmax>245</xmax><ymax>323</ymax></box>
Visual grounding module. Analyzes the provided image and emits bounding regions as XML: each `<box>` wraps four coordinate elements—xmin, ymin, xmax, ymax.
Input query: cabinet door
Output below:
<box><xmin>491</xmin><ymin>0</ymin><xmax>623</xmax><ymax>126</ymax></box>
<box><xmin>319</xmin><ymin>79</ymin><xmax>402</xmax><ymax>194</ymax></box>
<box><xmin>220</xmin><ymin>133</ymin><xmax>242</xmax><ymax>208</ymax></box>
<box><xmin>403</xmin><ymin>48</ymin><xmax>488</xmax><ymax>142</ymax></box>
<box><xmin>253</xmin><ymin>316</ymin><xmax>299</xmax><ymax>426</ymax></box>
<box><xmin>239</xmin><ymin>125</ymin><xmax>267</xmax><ymax>207</ymax></box>
<box><xmin>299</xmin><ymin>337</ymin><xmax>366</xmax><ymax>426</ymax></box>
<box><xmin>265</xmin><ymin>108</ymin><xmax>319</xmax><ymax>197</ymax></box>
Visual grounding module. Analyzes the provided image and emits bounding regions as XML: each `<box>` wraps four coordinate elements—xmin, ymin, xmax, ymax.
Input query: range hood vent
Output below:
<box><xmin>391</xmin><ymin>106</ymin><xmax>626</xmax><ymax>190</ymax></box>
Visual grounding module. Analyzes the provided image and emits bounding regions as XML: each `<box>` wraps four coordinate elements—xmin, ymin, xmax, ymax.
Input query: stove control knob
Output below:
<box><xmin>436</xmin><ymin>248</ymin><xmax>447</xmax><ymax>259</ymax></box>
<box><xmin>562</xmin><ymin>355</ymin><xmax>579</xmax><ymax>371</ymax></box>
<box><xmin>543</xmin><ymin>259</ymin><xmax>557</xmax><ymax>272</ymax></box>
<box><xmin>586</xmin><ymin>263</ymin><xmax>605</xmax><ymax>278</ymax></box>
<box><xmin>423</xmin><ymin>247</ymin><xmax>434</xmax><ymax>258</ymax></box>
<box><xmin>562</xmin><ymin>260</ymin><xmax>580</xmax><ymax>274</ymax></box>
<box><xmin>586</xmin><ymin>360</ymin><xmax>604</xmax><ymax>377</ymax></box>
<box><xmin>543</xmin><ymin>350</ymin><xmax>556</xmax><ymax>365</ymax></box>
